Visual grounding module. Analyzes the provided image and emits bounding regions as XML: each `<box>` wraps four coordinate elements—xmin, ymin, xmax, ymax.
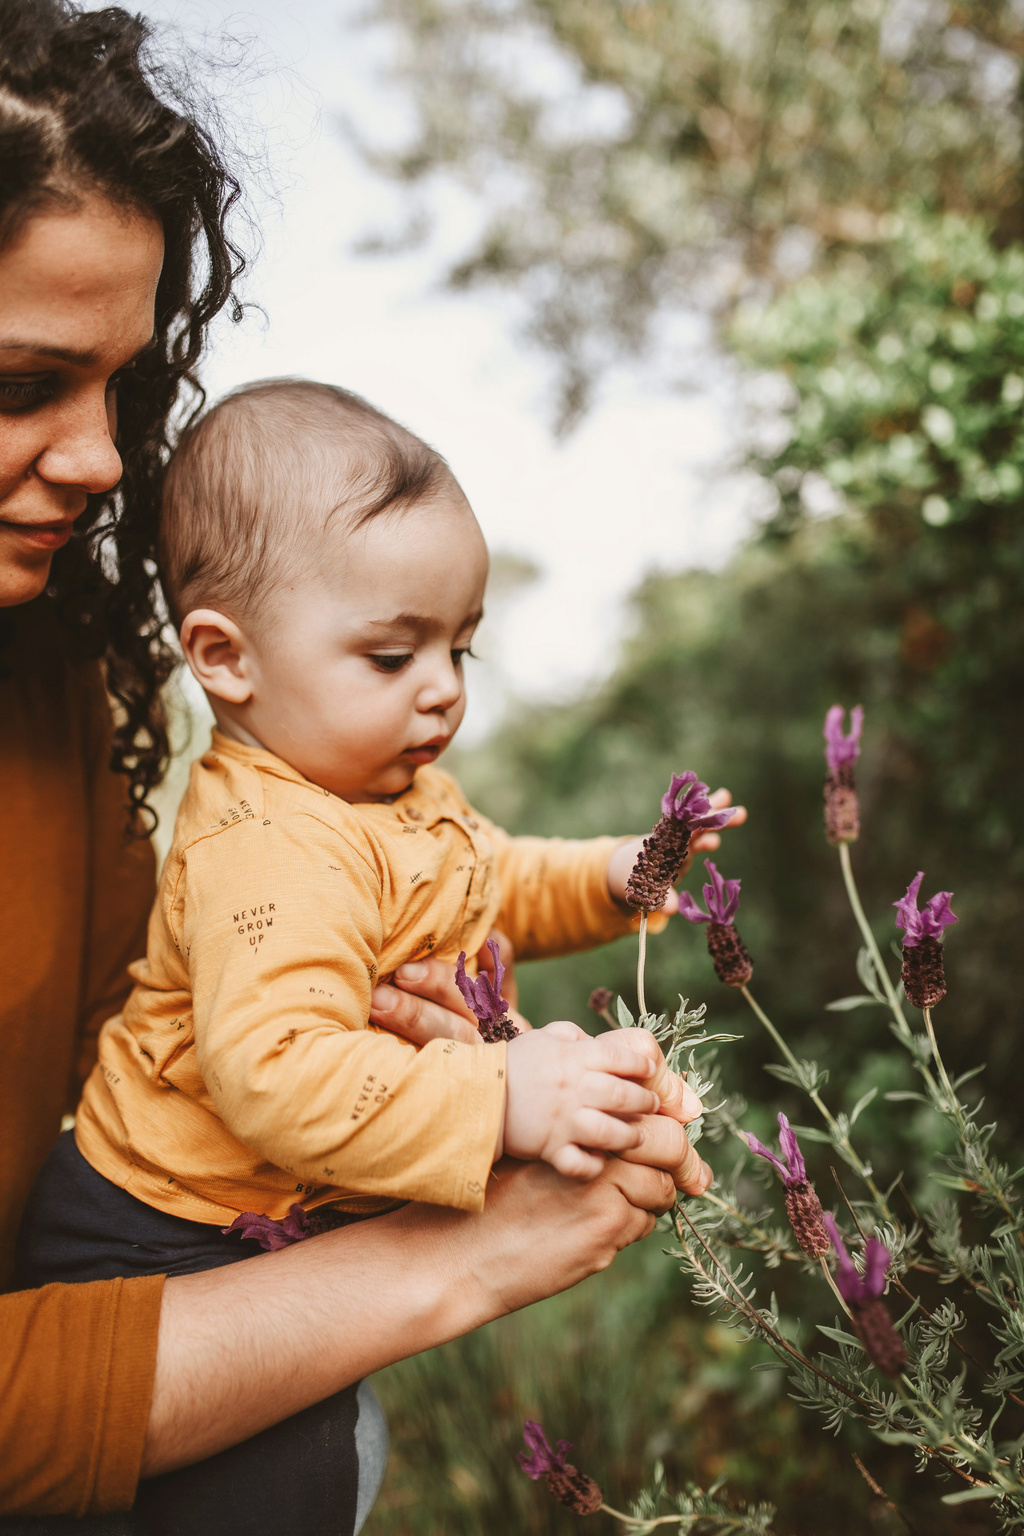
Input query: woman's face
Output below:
<box><xmin>0</xmin><ymin>195</ymin><xmax>164</xmax><ymax>606</ymax></box>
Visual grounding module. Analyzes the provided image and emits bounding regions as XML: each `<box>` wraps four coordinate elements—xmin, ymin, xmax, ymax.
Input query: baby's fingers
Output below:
<box><xmin>579</xmin><ymin>1072</ymin><xmax>659</xmax><ymax>1118</ymax></box>
<box><xmin>550</xmin><ymin>1144</ymin><xmax>606</xmax><ymax>1181</ymax></box>
<box><xmin>614</xmin><ymin>1029</ymin><xmax>703</xmax><ymax>1122</ymax></box>
<box><xmin>568</xmin><ymin>1107</ymin><xmax>645</xmax><ymax>1156</ymax></box>
<box><xmin>585</xmin><ymin>1034</ymin><xmax>657</xmax><ymax>1082</ymax></box>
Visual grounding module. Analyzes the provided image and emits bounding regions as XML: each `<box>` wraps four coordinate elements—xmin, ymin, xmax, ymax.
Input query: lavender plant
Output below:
<box><xmin>519</xmin><ymin>720</ymin><xmax>1024</xmax><ymax>1530</ymax></box>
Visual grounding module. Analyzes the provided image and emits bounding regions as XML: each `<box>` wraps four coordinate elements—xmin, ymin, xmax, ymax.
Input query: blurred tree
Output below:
<box><xmin>453</xmin><ymin>208</ymin><xmax>1024</xmax><ymax>1153</ymax></box>
<box><xmin>366</xmin><ymin>0</ymin><xmax>1024</xmax><ymax>423</ymax></box>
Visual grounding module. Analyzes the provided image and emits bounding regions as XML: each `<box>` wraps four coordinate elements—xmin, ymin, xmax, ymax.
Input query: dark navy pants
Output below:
<box><xmin>12</xmin><ymin>1135</ymin><xmax>363</xmax><ymax>1536</ymax></box>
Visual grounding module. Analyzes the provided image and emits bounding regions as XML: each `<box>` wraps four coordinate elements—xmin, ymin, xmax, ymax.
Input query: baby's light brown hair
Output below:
<box><xmin>160</xmin><ymin>378</ymin><xmax>454</xmax><ymax>628</ymax></box>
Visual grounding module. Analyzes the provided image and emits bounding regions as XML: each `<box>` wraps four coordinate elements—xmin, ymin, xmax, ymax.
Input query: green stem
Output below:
<box><xmin>637</xmin><ymin>911</ymin><xmax>648</xmax><ymax>1019</ymax></box>
<box><xmin>739</xmin><ymin>984</ymin><xmax>890</xmax><ymax>1216</ymax></box>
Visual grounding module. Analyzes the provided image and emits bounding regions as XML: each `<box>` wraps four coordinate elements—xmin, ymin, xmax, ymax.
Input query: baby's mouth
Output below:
<box><xmin>402</xmin><ymin>737</ymin><xmax>448</xmax><ymax>765</ymax></box>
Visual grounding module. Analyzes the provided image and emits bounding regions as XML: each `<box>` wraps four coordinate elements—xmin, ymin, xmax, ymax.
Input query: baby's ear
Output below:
<box><xmin>180</xmin><ymin>608</ymin><xmax>253</xmax><ymax>704</ymax></box>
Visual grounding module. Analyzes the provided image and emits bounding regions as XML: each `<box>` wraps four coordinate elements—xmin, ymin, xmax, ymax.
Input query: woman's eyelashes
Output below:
<box><xmin>0</xmin><ymin>376</ymin><xmax>57</xmax><ymax>411</ymax></box>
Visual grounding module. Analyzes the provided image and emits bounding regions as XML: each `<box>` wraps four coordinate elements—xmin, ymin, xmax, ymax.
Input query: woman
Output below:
<box><xmin>0</xmin><ymin>0</ymin><xmax>711</xmax><ymax>1528</ymax></box>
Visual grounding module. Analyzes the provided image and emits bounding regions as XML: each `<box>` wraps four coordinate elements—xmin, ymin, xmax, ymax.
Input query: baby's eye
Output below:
<box><xmin>369</xmin><ymin>653</ymin><xmax>413</xmax><ymax>674</ymax></box>
<box><xmin>451</xmin><ymin>647</ymin><xmax>477</xmax><ymax>666</ymax></box>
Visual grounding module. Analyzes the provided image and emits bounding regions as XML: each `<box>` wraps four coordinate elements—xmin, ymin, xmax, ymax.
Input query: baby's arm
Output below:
<box><xmin>181</xmin><ymin>814</ymin><xmax>506</xmax><ymax>1212</ymax></box>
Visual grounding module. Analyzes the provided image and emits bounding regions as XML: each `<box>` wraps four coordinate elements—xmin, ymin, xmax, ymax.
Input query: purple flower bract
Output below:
<box><xmin>518</xmin><ymin>1421</ymin><xmax>571</xmax><ymax>1480</ymax></box>
<box><xmin>661</xmin><ymin>771</ymin><xmax>736</xmax><ymax>833</ymax></box>
<box><xmin>894</xmin><ymin>873</ymin><xmax>958</xmax><ymax>947</ymax></box>
<box><xmin>455</xmin><ymin>938</ymin><xmax>510</xmax><ymax>1027</ymax></box>
<box><xmin>823</xmin><ymin>1214</ymin><xmax>891</xmax><ymax>1306</ymax></box>
<box><xmin>747</xmin><ymin>1112</ymin><xmax>807</xmax><ymax>1186</ymax></box>
<box><xmin>678</xmin><ymin>860</ymin><xmax>741</xmax><ymax>927</ymax></box>
<box><xmin>222</xmin><ymin>1203</ymin><xmax>309</xmax><ymax>1251</ymax></box>
<box><xmin>823</xmin><ymin>705</ymin><xmax>863</xmax><ymax>775</ymax></box>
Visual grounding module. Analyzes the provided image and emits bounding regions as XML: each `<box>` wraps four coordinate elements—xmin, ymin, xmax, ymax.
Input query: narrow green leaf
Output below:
<box><xmin>826</xmin><ymin>995</ymin><xmax>883</xmax><ymax>1011</ymax></box>
<box><xmin>817</xmin><ymin>1324</ymin><xmax>861</xmax><ymax>1347</ymax></box>
<box><xmin>884</xmin><ymin>1090</ymin><xmax>929</xmax><ymax>1103</ymax></box>
<box><xmin>941</xmin><ymin>1487</ymin><xmax>1002</xmax><ymax>1505</ymax></box>
<box><xmin>615</xmin><ymin>996</ymin><xmax>635</xmax><ymax>1030</ymax></box>
<box><xmin>849</xmin><ymin>1087</ymin><xmax>879</xmax><ymax>1124</ymax></box>
<box><xmin>790</xmin><ymin>1124</ymin><xmax>832</xmax><ymax>1144</ymax></box>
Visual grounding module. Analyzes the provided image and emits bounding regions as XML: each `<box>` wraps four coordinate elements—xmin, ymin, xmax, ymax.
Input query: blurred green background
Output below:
<box><xmin>357</xmin><ymin>3</ymin><xmax>1024</xmax><ymax>1532</ymax></box>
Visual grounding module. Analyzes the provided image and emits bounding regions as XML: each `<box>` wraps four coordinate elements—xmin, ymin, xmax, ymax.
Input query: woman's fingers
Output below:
<box><xmin>600</xmin><ymin>1153</ymin><xmax>675</xmax><ymax>1218</ymax></box>
<box><xmin>368</xmin><ymin>976</ymin><xmax>480</xmax><ymax>1045</ymax></box>
<box><xmin>617</xmin><ymin>1114</ymin><xmax>713</xmax><ymax>1195</ymax></box>
<box><xmin>613</xmin><ymin>1029</ymin><xmax>702</xmax><ymax>1121</ymax></box>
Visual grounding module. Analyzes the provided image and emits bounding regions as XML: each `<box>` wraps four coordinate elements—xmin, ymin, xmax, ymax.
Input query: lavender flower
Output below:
<box><xmin>455</xmin><ymin>938</ymin><xmax>518</xmax><ymax>1042</ymax></box>
<box><xmin>894</xmin><ymin>872</ymin><xmax>958</xmax><ymax>1008</ymax></box>
<box><xmin>625</xmin><ymin>772</ymin><xmax>734</xmax><ymax>913</ymax></box>
<box><xmin>747</xmin><ymin>1113</ymin><xmax>830</xmax><ymax>1258</ymax></box>
<box><xmin>823</xmin><ymin>705</ymin><xmax>863</xmax><ymax>845</ymax></box>
<box><xmin>824</xmin><ymin>1214</ymin><xmax>907</xmax><ymax>1377</ymax></box>
<box><xmin>678</xmin><ymin>859</ymin><xmax>753</xmax><ymax>988</ymax></box>
<box><xmin>518</xmin><ymin>1421</ymin><xmax>603</xmax><ymax>1516</ymax></box>
<box><xmin>222</xmin><ymin>1203</ymin><xmax>309</xmax><ymax>1251</ymax></box>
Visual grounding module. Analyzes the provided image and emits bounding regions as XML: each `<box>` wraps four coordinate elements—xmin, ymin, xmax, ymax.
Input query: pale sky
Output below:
<box><xmin>140</xmin><ymin>0</ymin><xmax>754</xmax><ymax>744</ymax></box>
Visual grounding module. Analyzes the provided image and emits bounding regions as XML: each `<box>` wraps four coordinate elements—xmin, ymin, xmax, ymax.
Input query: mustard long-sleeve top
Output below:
<box><xmin>0</xmin><ymin>596</ymin><xmax>163</xmax><ymax>1516</ymax></box>
<box><xmin>76</xmin><ymin>732</ymin><xmax>645</xmax><ymax>1225</ymax></box>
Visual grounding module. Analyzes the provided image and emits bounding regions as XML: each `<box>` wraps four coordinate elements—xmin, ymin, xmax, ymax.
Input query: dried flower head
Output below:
<box><xmin>823</xmin><ymin>705</ymin><xmax>863</xmax><ymax>845</ymax></box>
<box><xmin>748</xmin><ymin>1113</ymin><xmax>830</xmax><ymax>1258</ymax></box>
<box><xmin>518</xmin><ymin>1422</ymin><xmax>603</xmax><ymax>1516</ymax></box>
<box><xmin>222</xmin><ymin>1203</ymin><xmax>309</xmax><ymax>1251</ymax></box>
<box><xmin>894</xmin><ymin>873</ymin><xmax>958</xmax><ymax>1008</ymax></box>
<box><xmin>679</xmin><ymin>860</ymin><xmax>753</xmax><ymax>987</ymax></box>
<box><xmin>588</xmin><ymin>987</ymin><xmax>614</xmax><ymax>1018</ymax></box>
<box><xmin>455</xmin><ymin>939</ymin><xmax>519</xmax><ymax>1042</ymax></box>
<box><xmin>625</xmin><ymin>773</ymin><xmax>734</xmax><ymax>913</ymax></box>
<box><xmin>824</xmin><ymin>1215</ymin><xmax>907</xmax><ymax>1377</ymax></box>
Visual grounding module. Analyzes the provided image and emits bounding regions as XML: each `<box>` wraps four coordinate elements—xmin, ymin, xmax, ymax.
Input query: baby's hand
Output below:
<box><xmin>606</xmin><ymin>788</ymin><xmax>747</xmax><ymax>912</ymax></box>
<box><xmin>499</xmin><ymin>1022</ymin><xmax>661</xmax><ymax>1180</ymax></box>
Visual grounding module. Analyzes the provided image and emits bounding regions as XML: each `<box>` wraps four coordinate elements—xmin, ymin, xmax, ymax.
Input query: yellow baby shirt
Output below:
<box><xmin>75</xmin><ymin>732</ymin><xmax>643</xmax><ymax>1223</ymax></box>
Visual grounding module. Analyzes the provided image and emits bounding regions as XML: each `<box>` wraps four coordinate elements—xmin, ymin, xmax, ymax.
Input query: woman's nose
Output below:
<box><xmin>36</xmin><ymin>388</ymin><xmax>123</xmax><ymax>496</ymax></box>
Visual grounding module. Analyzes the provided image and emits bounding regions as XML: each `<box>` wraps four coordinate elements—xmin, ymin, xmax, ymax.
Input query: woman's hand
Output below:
<box><xmin>606</xmin><ymin>787</ymin><xmax>748</xmax><ymax>913</ymax></box>
<box><xmin>368</xmin><ymin>929</ymin><xmax>529</xmax><ymax>1045</ymax></box>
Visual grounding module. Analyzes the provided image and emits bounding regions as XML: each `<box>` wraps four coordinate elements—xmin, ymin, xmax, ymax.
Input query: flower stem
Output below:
<box><xmin>838</xmin><ymin>843</ymin><xmax>908</xmax><ymax>1028</ymax></box>
<box><xmin>637</xmin><ymin>911</ymin><xmax>649</xmax><ymax>1019</ymax></box>
<box><xmin>739</xmin><ymin>984</ymin><xmax>890</xmax><ymax>1215</ymax></box>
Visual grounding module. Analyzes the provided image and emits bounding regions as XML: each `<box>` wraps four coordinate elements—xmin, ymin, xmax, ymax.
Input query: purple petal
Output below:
<box><xmin>660</xmin><ymin>771</ymin><xmax>698</xmax><ymax>818</ymax></box>
<box><xmin>517</xmin><ymin>1421</ymin><xmax>568</xmax><ymax>1479</ymax></box>
<box><xmin>776</xmin><ymin>1113</ymin><xmax>807</xmax><ymax>1183</ymax></box>
<box><xmin>893</xmin><ymin>872</ymin><xmax>925</xmax><ymax>943</ymax></box>
<box><xmin>221</xmin><ymin>1208</ymin><xmax>308</xmax><ymax>1251</ymax></box>
<box><xmin>747</xmin><ymin>1132</ymin><xmax>789</xmax><ymax>1182</ymax></box>
<box><xmin>862</xmin><ymin>1239</ymin><xmax>892</xmax><ymax>1299</ymax></box>
<box><xmin>823</xmin><ymin>705</ymin><xmax>863</xmax><ymax>774</ymax></box>
<box><xmin>702</xmin><ymin>860</ymin><xmax>740</xmax><ymax>925</ymax></box>
<box><xmin>677</xmin><ymin>892</ymin><xmax>711</xmax><ymax>924</ymax></box>
<box><xmin>823</xmin><ymin>1213</ymin><xmax>865</xmax><ymax>1305</ymax></box>
<box><xmin>455</xmin><ymin>950</ymin><xmax>475</xmax><ymax>1011</ymax></box>
<box><xmin>920</xmin><ymin>891</ymin><xmax>958</xmax><ymax>940</ymax></box>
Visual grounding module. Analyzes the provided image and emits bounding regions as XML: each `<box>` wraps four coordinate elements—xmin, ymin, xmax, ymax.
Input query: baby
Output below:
<box><xmin>19</xmin><ymin>379</ymin><xmax>730</xmax><ymax>1534</ymax></box>
<box><xmin>29</xmin><ymin>380</ymin><xmax>720</xmax><ymax>1257</ymax></box>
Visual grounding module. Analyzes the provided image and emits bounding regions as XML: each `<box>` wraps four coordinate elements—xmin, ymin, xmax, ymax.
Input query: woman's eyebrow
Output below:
<box><xmin>0</xmin><ymin>334</ymin><xmax>157</xmax><ymax>366</ymax></box>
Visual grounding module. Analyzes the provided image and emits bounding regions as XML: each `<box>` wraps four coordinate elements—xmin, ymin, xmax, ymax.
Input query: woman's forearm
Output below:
<box><xmin>142</xmin><ymin>1154</ymin><xmax>671</xmax><ymax>1476</ymax></box>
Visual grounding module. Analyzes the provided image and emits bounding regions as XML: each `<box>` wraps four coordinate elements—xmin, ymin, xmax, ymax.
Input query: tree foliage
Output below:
<box><xmin>369</xmin><ymin>0</ymin><xmax>1024</xmax><ymax>421</ymax></box>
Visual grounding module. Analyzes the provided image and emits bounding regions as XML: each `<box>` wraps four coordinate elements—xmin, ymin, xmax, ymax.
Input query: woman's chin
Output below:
<box><xmin>0</xmin><ymin>552</ymin><xmax>54</xmax><ymax>608</ymax></box>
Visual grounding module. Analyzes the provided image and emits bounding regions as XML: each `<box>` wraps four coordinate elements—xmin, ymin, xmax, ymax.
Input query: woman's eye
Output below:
<box><xmin>0</xmin><ymin>376</ymin><xmax>56</xmax><ymax>411</ymax></box>
<box><xmin>369</xmin><ymin>654</ymin><xmax>413</xmax><ymax>674</ymax></box>
<box><xmin>106</xmin><ymin>361</ymin><xmax>136</xmax><ymax>396</ymax></box>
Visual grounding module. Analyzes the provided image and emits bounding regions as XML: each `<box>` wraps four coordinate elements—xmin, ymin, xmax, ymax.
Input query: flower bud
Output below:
<box><xmin>545</xmin><ymin>1467</ymin><xmax>604</xmax><ymax>1516</ymax></box>
<box><xmin>901</xmin><ymin>935</ymin><xmax>946</xmax><ymax>1009</ymax></box>
<box><xmin>824</xmin><ymin>766</ymin><xmax>860</xmax><ymax>845</ymax></box>
<box><xmin>850</xmin><ymin>1298</ymin><xmax>908</xmax><ymax>1378</ymax></box>
<box><xmin>784</xmin><ymin>1181</ymin><xmax>831</xmax><ymax>1258</ymax></box>
<box><xmin>706</xmin><ymin>921</ymin><xmax>753</xmax><ymax>988</ymax></box>
<box><xmin>588</xmin><ymin>987</ymin><xmax>614</xmax><ymax>1016</ymax></box>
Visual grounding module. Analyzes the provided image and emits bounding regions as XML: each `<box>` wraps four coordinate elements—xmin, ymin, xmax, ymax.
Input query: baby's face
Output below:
<box><xmin>240</xmin><ymin>487</ymin><xmax>488</xmax><ymax>802</ymax></box>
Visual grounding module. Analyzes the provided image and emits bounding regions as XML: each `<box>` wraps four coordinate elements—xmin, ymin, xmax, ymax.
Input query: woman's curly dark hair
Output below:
<box><xmin>0</xmin><ymin>0</ymin><xmax>246</xmax><ymax>829</ymax></box>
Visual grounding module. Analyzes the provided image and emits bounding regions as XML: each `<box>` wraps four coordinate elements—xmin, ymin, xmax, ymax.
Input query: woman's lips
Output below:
<box><xmin>0</xmin><ymin>519</ymin><xmax>74</xmax><ymax>551</ymax></box>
